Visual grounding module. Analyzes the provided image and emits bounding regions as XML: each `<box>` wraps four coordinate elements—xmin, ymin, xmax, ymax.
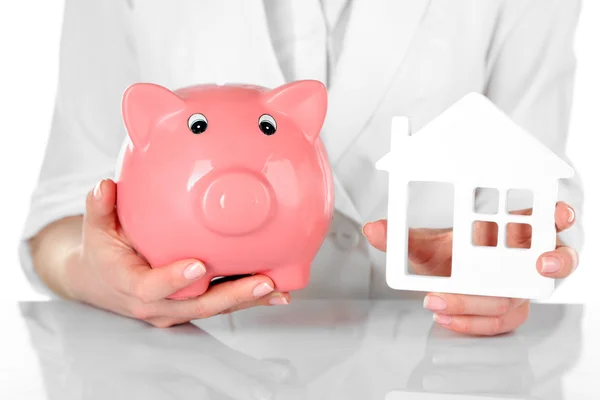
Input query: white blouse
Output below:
<box><xmin>20</xmin><ymin>0</ymin><xmax>584</xmax><ymax>299</ymax></box>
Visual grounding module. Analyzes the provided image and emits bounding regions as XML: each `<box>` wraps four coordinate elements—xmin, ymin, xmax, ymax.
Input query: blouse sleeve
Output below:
<box><xmin>19</xmin><ymin>0</ymin><xmax>139</xmax><ymax>296</ymax></box>
<box><xmin>484</xmin><ymin>0</ymin><xmax>583</xmax><ymax>251</ymax></box>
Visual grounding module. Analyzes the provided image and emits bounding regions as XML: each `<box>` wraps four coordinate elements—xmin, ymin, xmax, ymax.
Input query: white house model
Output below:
<box><xmin>376</xmin><ymin>93</ymin><xmax>574</xmax><ymax>300</ymax></box>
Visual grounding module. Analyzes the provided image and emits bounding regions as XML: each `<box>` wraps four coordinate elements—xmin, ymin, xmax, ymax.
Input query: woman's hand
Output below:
<box><xmin>363</xmin><ymin>202</ymin><xmax>579</xmax><ymax>336</ymax></box>
<box><xmin>31</xmin><ymin>179</ymin><xmax>290</xmax><ymax>328</ymax></box>
<box><xmin>22</xmin><ymin>301</ymin><xmax>299</xmax><ymax>400</ymax></box>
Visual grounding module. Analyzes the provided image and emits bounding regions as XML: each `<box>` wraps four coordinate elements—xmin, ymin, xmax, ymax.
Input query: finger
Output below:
<box><xmin>428</xmin><ymin>345</ymin><xmax>526</xmax><ymax>366</ymax></box>
<box><xmin>147</xmin><ymin>315</ymin><xmax>296</xmax><ymax>384</ymax></box>
<box><xmin>177</xmin><ymin>353</ymin><xmax>277</xmax><ymax>400</ymax></box>
<box><xmin>472</xmin><ymin>220</ymin><xmax>500</xmax><ymax>247</ymax></box>
<box><xmin>423</xmin><ymin>293</ymin><xmax>525</xmax><ymax>317</ymax></box>
<box><xmin>154</xmin><ymin>274</ymin><xmax>278</xmax><ymax>320</ymax></box>
<box><xmin>121</xmin><ymin>259</ymin><xmax>208</xmax><ymax>303</ymax></box>
<box><xmin>135</xmin><ymin>377</ymin><xmax>211</xmax><ymax>398</ymax></box>
<box><xmin>363</xmin><ymin>220</ymin><xmax>454</xmax><ymax>275</ymax></box>
<box><xmin>145</xmin><ymin>316</ymin><xmax>188</xmax><ymax>328</ymax></box>
<box><xmin>144</xmin><ymin>292</ymin><xmax>287</xmax><ymax>328</ymax></box>
<box><xmin>223</xmin><ymin>292</ymin><xmax>291</xmax><ymax>314</ymax></box>
<box><xmin>506</xmin><ymin>202</ymin><xmax>575</xmax><ymax>246</ymax></box>
<box><xmin>196</xmin><ymin>359</ymin><xmax>276</xmax><ymax>400</ymax></box>
<box><xmin>422</xmin><ymin>366</ymin><xmax>528</xmax><ymax>394</ymax></box>
<box><xmin>208</xmin><ymin>323</ymin><xmax>296</xmax><ymax>383</ymax></box>
<box><xmin>362</xmin><ymin>220</ymin><xmax>388</xmax><ymax>251</ymax></box>
<box><xmin>506</xmin><ymin>221</ymin><xmax>532</xmax><ymax>248</ymax></box>
<box><xmin>508</xmin><ymin>207</ymin><xmax>533</xmax><ymax>216</ymax></box>
<box><xmin>362</xmin><ymin>226</ymin><xmax>453</xmax><ymax>277</ymax></box>
<box><xmin>537</xmin><ymin>246</ymin><xmax>579</xmax><ymax>278</ymax></box>
<box><xmin>555</xmin><ymin>201</ymin><xmax>576</xmax><ymax>232</ymax></box>
<box><xmin>407</xmin><ymin>228</ymin><xmax>452</xmax><ymax>274</ymax></box>
<box><xmin>433</xmin><ymin>301</ymin><xmax>530</xmax><ymax>336</ymax></box>
<box><xmin>83</xmin><ymin>179</ymin><xmax>118</xmax><ymax>233</ymax></box>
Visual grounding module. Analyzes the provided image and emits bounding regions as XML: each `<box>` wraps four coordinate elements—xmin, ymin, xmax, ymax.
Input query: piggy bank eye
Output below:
<box><xmin>188</xmin><ymin>114</ymin><xmax>208</xmax><ymax>134</ymax></box>
<box><xmin>258</xmin><ymin>114</ymin><xmax>277</xmax><ymax>135</ymax></box>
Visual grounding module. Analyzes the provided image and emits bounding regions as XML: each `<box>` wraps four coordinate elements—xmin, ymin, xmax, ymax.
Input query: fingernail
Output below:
<box><xmin>541</xmin><ymin>256</ymin><xmax>561</xmax><ymax>274</ymax></box>
<box><xmin>93</xmin><ymin>181</ymin><xmax>103</xmax><ymax>200</ymax></box>
<box><xmin>183</xmin><ymin>262</ymin><xmax>206</xmax><ymax>280</ymax></box>
<box><xmin>567</xmin><ymin>206</ymin><xmax>575</xmax><ymax>223</ymax></box>
<box><xmin>269</xmin><ymin>294</ymin><xmax>289</xmax><ymax>305</ymax></box>
<box><xmin>423</xmin><ymin>295</ymin><xmax>447</xmax><ymax>311</ymax></box>
<box><xmin>433</xmin><ymin>313</ymin><xmax>452</xmax><ymax>325</ymax></box>
<box><xmin>253</xmin><ymin>283</ymin><xmax>274</xmax><ymax>298</ymax></box>
<box><xmin>361</xmin><ymin>222</ymin><xmax>371</xmax><ymax>236</ymax></box>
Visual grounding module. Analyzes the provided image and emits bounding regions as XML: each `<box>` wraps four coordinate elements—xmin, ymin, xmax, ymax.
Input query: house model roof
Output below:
<box><xmin>376</xmin><ymin>93</ymin><xmax>574</xmax><ymax>182</ymax></box>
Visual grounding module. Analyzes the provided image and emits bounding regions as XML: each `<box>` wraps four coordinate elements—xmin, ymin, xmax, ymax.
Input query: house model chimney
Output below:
<box><xmin>375</xmin><ymin>116</ymin><xmax>410</xmax><ymax>171</ymax></box>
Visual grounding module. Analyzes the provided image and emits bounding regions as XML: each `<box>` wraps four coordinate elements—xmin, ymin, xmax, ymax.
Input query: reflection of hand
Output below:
<box><xmin>364</xmin><ymin>202</ymin><xmax>579</xmax><ymax>336</ymax></box>
<box><xmin>62</xmin><ymin>179</ymin><xmax>290</xmax><ymax>327</ymax></box>
<box><xmin>137</xmin><ymin>325</ymin><xmax>300</xmax><ymax>400</ymax></box>
<box><xmin>407</xmin><ymin>326</ymin><xmax>534</xmax><ymax>395</ymax></box>
<box><xmin>21</xmin><ymin>302</ymin><xmax>301</xmax><ymax>400</ymax></box>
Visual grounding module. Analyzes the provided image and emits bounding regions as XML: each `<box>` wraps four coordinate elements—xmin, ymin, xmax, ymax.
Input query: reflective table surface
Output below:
<box><xmin>2</xmin><ymin>298</ymin><xmax>599</xmax><ymax>400</ymax></box>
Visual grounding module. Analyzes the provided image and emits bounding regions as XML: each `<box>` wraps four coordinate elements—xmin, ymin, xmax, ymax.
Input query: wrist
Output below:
<box><xmin>29</xmin><ymin>216</ymin><xmax>85</xmax><ymax>301</ymax></box>
<box><xmin>59</xmin><ymin>245</ymin><xmax>84</xmax><ymax>301</ymax></box>
<box><xmin>31</xmin><ymin>238</ymin><xmax>83</xmax><ymax>301</ymax></box>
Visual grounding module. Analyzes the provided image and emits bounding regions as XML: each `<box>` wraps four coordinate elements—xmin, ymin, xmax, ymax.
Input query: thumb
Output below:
<box><xmin>362</xmin><ymin>220</ymin><xmax>452</xmax><ymax>255</ymax></box>
<box><xmin>363</xmin><ymin>220</ymin><xmax>388</xmax><ymax>251</ymax></box>
<box><xmin>363</xmin><ymin>220</ymin><xmax>452</xmax><ymax>273</ymax></box>
<box><xmin>83</xmin><ymin>179</ymin><xmax>118</xmax><ymax>233</ymax></box>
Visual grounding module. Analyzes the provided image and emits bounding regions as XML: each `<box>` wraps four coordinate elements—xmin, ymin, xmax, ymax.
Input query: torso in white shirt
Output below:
<box><xmin>263</xmin><ymin>0</ymin><xmax>351</xmax><ymax>85</ymax></box>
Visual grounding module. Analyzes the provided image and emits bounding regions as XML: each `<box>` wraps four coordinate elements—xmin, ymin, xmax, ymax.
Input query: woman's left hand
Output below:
<box><xmin>362</xmin><ymin>201</ymin><xmax>579</xmax><ymax>336</ymax></box>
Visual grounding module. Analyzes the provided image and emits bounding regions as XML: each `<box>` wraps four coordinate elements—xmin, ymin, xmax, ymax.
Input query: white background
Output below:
<box><xmin>0</xmin><ymin>1</ymin><xmax>598</xmax><ymax>306</ymax></box>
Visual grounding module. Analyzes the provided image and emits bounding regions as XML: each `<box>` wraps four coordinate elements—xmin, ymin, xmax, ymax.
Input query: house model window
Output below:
<box><xmin>375</xmin><ymin>93</ymin><xmax>574</xmax><ymax>300</ymax></box>
<box><xmin>472</xmin><ymin>187</ymin><xmax>534</xmax><ymax>249</ymax></box>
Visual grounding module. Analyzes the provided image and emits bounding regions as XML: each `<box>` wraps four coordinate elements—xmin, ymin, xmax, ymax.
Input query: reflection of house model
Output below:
<box><xmin>376</xmin><ymin>93</ymin><xmax>574</xmax><ymax>300</ymax></box>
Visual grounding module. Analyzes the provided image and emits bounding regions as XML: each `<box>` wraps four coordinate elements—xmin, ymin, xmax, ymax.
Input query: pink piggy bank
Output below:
<box><xmin>116</xmin><ymin>80</ymin><xmax>334</xmax><ymax>300</ymax></box>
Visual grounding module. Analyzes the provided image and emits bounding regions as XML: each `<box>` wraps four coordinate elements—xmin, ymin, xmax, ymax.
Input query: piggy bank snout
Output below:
<box><xmin>198</xmin><ymin>170</ymin><xmax>274</xmax><ymax>236</ymax></box>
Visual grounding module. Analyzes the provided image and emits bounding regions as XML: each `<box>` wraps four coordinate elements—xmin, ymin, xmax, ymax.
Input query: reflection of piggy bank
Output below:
<box><xmin>115</xmin><ymin>80</ymin><xmax>334</xmax><ymax>299</ymax></box>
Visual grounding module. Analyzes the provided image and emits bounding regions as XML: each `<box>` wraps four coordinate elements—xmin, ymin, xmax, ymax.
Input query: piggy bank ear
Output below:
<box><xmin>122</xmin><ymin>83</ymin><xmax>185</xmax><ymax>148</ymax></box>
<box><xmin>262</xmin><ymin>80</ymin><xmax>327</xmax><ymax>143</ymax></box>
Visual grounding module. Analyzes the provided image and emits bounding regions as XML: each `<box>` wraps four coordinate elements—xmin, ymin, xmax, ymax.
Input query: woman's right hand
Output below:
<box><xmin>49</xmin><ymin>179</ymin><xmax>291</xmax><ymax>327</ymax></box>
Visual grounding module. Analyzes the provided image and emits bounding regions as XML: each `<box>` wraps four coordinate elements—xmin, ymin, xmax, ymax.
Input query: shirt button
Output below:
<box><xmin>333</xmin><ymin>219</ymin><xmax>360</xmax><ymax>250</ymax></box>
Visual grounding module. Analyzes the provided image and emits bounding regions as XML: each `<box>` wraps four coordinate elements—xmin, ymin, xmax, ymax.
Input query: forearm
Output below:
<box><xmin>24</xmin><ymin>0</ymin><xmax>138</xmax><ymax>299</ymax></box>
<box><xmin>29</xmin><ymin>216</ymin><xmax>84</xmax><ymax>300</ymax></box>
